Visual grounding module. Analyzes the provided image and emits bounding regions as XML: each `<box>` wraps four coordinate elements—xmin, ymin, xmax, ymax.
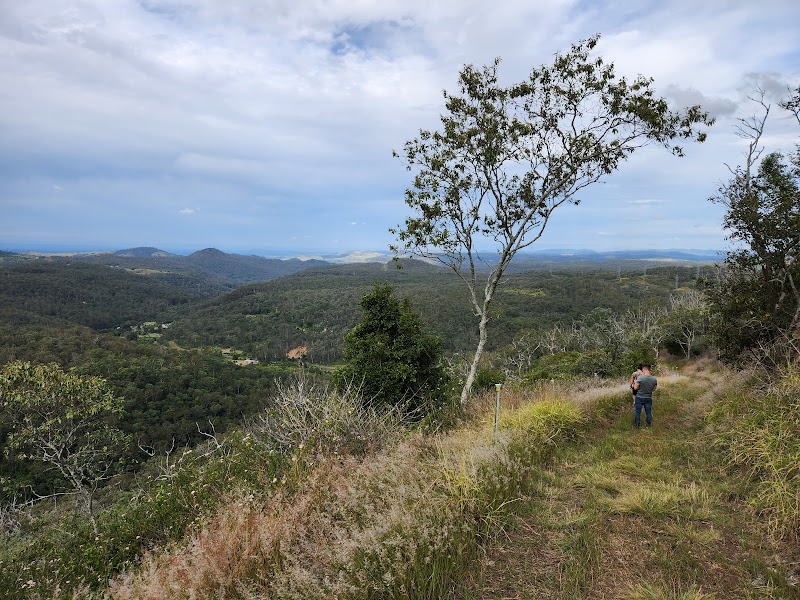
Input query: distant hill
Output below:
<box><xmin>301</xmin><ymin>248</ymin><xmax>722</xmax><ymax>271</ymax></box>
<box><xmin>178</xmin><ymin>248</ymin><xmax>329</xmax><ymax>284</ymax></box>
<box><xmin>1</xmin><ymin>247</ymin><xmax>330</xmax><ymax>287</ymax></box>
<box><xmin>113</xmin><ymin>247</ymin><xmax>176</xmax><ymax>258</ymax></box>
<box><xmin>472</xmin><ymin>249</ymin><xmax>722</xmax><ymax>272</ymax></box>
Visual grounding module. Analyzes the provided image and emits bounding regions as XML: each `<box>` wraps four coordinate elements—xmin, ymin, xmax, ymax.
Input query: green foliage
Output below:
<box><xmin>524</xmin><ymin>351</ymin><xmax>605</xmax><ymax>381</ymax></box>
<box><xmin>0</xmin><ymin>329</ymin><xmax>280</xmax><ymax>503</ymax></box>
<box><xmin>0</xmin><ymin>430</ymin><xmax>285</xmax><ymax>596</ymax></box>
<box><xmin>473</xmin><ymin>364</ymin><xmax>505</xmax><ymax>390</ymax></box>
<box><xmin>706</xmin><ymin>90</ymin><xmax>800</xmax><ymax>362</ymax></box>
<box><xmin>0</xmin><ymin>262</ymin><xmax>219</xmax><ymax>330</ymax></box>
<box><xmin>614</xmin><ymin>333</ymin><xmax>655</xmax><ymax>365</ymax></box>
<box><xmin>163</xmin><ymin>263</ymin><xmax>691</xmax><ymax>364</ymax></box>
<box><xmin>334</xmin><ymin>284</ymin><xmax>450</xmax><ymax>417</ymax></box>
<box><xmin>0</xmin><ymin>361</ymin><xmax>129</xmax><ymax>517</ymax></box>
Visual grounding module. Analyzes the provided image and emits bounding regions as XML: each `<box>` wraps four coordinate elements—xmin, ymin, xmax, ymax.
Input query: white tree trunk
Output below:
<box><xmin>460</xmin><ymin>308</ymin><xmax>491</xmax><ymax>404</ymax></box>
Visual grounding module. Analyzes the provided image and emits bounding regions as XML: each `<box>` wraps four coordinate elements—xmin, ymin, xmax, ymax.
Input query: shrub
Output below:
<box><xmin>248</xmin><ymin>374</ymin><xmax>401</xmax><ymax>457</ymax></box>
<box><xmin>525</xmin><ymin>350</ymin><xmax>615</xmax><ymax>381</ymax></box>
<box><xmin>473</xmin><ymin>364</ymin><xmax>505</xmax><ymax>390</ymax></box>
<box><xmin>334</xmin><ymin>284</ymin><xmax>452</xmax><ymax>419</ymax></box>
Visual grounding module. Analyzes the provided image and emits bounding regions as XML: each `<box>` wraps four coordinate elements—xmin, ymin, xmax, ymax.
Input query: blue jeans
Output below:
<box><xmin>634</xmin><ymin>395</ymin><xmax>652</xmax><ymax>427</ymax></box>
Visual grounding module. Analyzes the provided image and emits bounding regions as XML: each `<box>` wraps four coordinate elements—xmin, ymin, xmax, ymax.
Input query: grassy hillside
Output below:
<box><xmin>4</xmin><ymin>360</ymin><xmax>796</xmax><ymax>598</ymax></box>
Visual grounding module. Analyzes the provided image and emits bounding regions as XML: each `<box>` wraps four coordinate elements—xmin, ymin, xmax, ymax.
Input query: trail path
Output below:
<box><xmin>464</xmin><ymin>369</ymin><xmax>798</xmax><ymax>599</ymax></box>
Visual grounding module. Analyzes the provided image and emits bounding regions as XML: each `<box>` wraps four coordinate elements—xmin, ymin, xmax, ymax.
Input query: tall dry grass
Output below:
<box><xmin>108</xmin><ymin>380</ymin><xmax>600</xmax><ymax>599</ymax></box>
<box><xmin>706</xmin><ymin>362</ymin><xmax>800</xmax><ymax>540</ymax></box>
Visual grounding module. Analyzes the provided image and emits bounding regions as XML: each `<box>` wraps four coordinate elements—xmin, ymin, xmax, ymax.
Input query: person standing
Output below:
<box><xmin>633</xmin><ymin>363</ymin><xmax>657</xmax><ymax>428</ymax></box>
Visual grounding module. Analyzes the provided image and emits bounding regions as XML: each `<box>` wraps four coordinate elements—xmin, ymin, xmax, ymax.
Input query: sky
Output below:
<box><xmin>1</xmin><ymin>0</ymin><xmax>798</xmax><ymax>257</ymax></box>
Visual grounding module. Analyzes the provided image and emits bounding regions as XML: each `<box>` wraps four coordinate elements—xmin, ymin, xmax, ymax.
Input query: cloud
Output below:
<box><xmin>663</xmin><ymin>84</ymin><xmax>737</xmax><ymax>118</ymax></box>
<box><xmin>739</xmin><ymin>72</ymin><xmax>794</xmax><ymax>103</ymax></box>
<box><xmin>1</xmin><ymin>0</ymin><xmax>798</xmax><ymax>253</ymax></box>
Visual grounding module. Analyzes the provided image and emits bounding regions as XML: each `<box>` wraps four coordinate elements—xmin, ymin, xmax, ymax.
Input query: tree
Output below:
<box><xmin>392</xmin><ymin>36</ymin><xmax>711</xmax><ymax>402</ymax></box>
<box><xmin>333</xmin><ymin>284</ymin><xmax>450</xmax><ymax>417</ymax></box>
<box><xmin>706</xmin><ymin>87</ymin><xmax>800</xmax><ymax>361</ymax></box>
<box><xmin>0</xmin><ymin>361</ymin><xmax>129</xmax><ymax>528</ymax></box>
<box><xmin>661</xmin><ymin>289</ymin><xmax>709</xmax><ymax>358</ymax></box>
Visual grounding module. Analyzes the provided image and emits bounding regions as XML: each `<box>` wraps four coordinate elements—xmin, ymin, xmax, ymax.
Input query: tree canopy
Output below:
<box><xmin>392</xmin><ymin>36</ymin><xmax>712</xmax><ymax>402</ymax></box>
<box><xmin>0</xmin><ymin>361</ymin><xmax>129</xmax><ymax>524</ymax></box>
<box><xmin>706</xmin><ymin>88</ymin><xmax>800</xmax><ymax>361</ymax></box>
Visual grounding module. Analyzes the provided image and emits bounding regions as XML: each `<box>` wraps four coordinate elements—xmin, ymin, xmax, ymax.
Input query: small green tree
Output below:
<box><xmin>660</xmin><ymin>290</ymin><xmax>709</xmax><ymax>358</ymax></box>
<box><xmin>0</xmin><ymin>361</ymin><xmax>129</xmax><ymax>527</ymax></box>
<box><xmin>334</xmin><ymin>284</ymin><xmax>450</xmax><ymax>417</ymax></box>
<box><xmin>392</xmin><ymin>36</ymin><xmax>711</xmax><ymax>403</ymax></box>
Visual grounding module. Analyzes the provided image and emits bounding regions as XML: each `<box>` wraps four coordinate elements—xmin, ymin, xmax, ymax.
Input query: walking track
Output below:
<box><xmin>463</xmin><ymin>368</ymin><xmax>799</xmax><ymax>599</ymax></box>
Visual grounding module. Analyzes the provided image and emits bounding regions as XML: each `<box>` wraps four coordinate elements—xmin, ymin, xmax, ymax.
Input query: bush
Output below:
<box><xmin>0</xmin><ymin>430</ymin><xmax>285</xmax><ymax>597</ymax></box>
<box><xmin>334</xmin><ymin>284</ymin><xmax>451</xmax><ymax>419</ymax></box>
<box><xmin>473</xmin><ymin>364</ymin><xmax>505</xmax><ymax>390</ymax></box>
<box><xmin>525</xmin><ymin>350</ymin><xmax>614</xmax><ymax>382</ymax></box>
<box><xmin>248</xmin><ymin>374</ymin><xmax>401</xmax><ymax>457</ymax></box>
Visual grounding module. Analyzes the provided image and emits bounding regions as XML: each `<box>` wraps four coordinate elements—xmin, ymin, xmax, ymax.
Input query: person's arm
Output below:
<box><xmin>633</xmin><ymin>375</ymin><xmax>641</xmax><ymax>391</ymax></box>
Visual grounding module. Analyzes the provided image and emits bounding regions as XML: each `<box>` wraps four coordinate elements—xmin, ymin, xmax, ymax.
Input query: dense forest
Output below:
<box><xmin>0</xmin><ymin>247</ymin><xmax>328</xmax><ymax>288</ymax></box>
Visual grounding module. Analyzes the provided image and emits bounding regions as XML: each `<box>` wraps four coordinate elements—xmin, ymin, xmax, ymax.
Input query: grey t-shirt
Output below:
<box><xmin>635</xmin><ymin>374</ymin><xmax>657</xmax><ymax>399</ymax></box>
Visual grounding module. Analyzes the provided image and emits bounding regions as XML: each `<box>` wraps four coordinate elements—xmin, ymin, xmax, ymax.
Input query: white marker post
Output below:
<box><xmin>494</xmin><ymin>383</ymin><xmax>503</xmax><ymax>440</ymax></box>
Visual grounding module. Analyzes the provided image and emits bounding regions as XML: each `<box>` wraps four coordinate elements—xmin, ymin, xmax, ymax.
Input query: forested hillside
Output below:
<box><xmin>162</xmin><ymin>260</ymin><xmax>699</xmax><ymax>362</ymax></box>
<box><xmin>0</xmin><ymin>262</ymin><xmax>223</xmax><ymax>329</ymax></box>
<box><xmin>1</xmin><ymin>247</ymin><xmax>328</xmax><ymax>287</ymax></box>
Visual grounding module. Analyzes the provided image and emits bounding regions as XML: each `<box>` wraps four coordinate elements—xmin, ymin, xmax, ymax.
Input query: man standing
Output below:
<box><xmin>633</xmin><ymin>363</ymin><xmax>657</xmax><ymax>428</ymax></box>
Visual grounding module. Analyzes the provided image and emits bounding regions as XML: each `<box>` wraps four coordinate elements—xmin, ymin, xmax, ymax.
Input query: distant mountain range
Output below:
<box><xmin>0</xmin><ymin>245</ymin><xmax>723</xmax><ymax>284</ymax></box>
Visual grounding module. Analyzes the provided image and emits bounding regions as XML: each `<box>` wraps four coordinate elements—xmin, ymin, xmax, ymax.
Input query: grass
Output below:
<box><xmin>103</xmin><ymin>382</ymin><xmax>589</xmax><ymax>599</ymax></box>
<box><xmin>705</xmin><ymin>365</ymin><xmax>800</xmax><ymax>541</ymax></box>
<box><xmin>463</xmin><ymin>366</ymin><xmax>799</xmax><ymax>599</ymax></box>
<box><xmin>5</xmin><ymin>364</ymin><xmax>798</xmax><ymax>598</ymax></box>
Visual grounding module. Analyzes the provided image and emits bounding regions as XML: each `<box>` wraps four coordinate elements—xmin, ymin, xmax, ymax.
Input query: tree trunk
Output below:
<box><xmin>461</xmin><ymin>310</ymin><xmax>490</xmax><ymax>404</ymax></box>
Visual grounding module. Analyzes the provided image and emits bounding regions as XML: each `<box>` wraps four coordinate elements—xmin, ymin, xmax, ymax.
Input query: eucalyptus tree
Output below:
<box><xmin>0</xmin><ymin>361</ymin><xmax>129</xmax><ymax>530</ymax></box>
<box><xmin>392</xmin><ymin>36</ymin><xmax>712</xmax><ymax>402</ymax></box>
<box><xmin>707</xmin><ymin>87</ymin><xmax>800</xmax><ymax>361</ymax></box>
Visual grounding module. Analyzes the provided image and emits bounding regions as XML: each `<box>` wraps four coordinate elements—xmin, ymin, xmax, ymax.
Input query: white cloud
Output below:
<box><xmin>1</xmin><ymin>0</ymin><xmax>798</xmax><ymax>253</ymax></box>
<box><xmin>179</xmin><ymin>208</ymin><xmax>197</xmax><ymax>215</ymax></box>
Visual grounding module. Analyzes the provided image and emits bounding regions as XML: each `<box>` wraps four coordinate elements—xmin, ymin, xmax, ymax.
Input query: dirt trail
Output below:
<box><xmin>463</xmin><ymin>369</ymin><xmax>798</xmax><ymax>599</ymax></box>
